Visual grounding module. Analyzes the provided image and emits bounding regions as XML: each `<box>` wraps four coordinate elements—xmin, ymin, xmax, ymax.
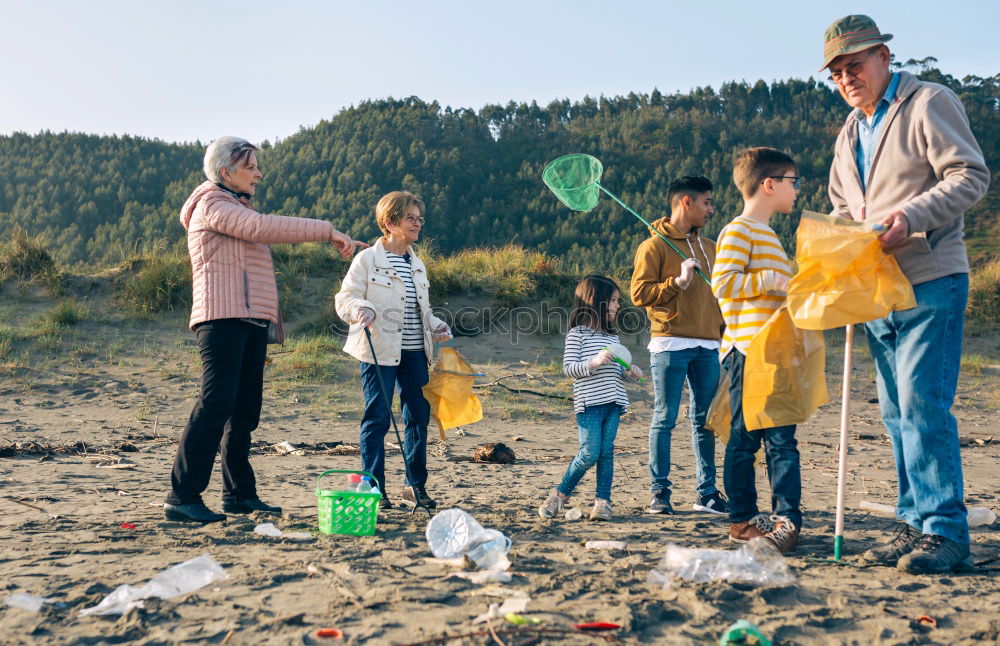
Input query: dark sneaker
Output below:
<box><xmin>693</xmin><ymin>492</ymin><xmax>728</xmax><ymax>515</ymax></box>
<box><xmin>897</xmin><ymin>534</ymin><xmax>974</xmax><ymax>574</ymax></box>
<box><xmin>648</xmin><ymin>492</ymin><xmax>675</xmax><ymax>514</ymax></box>
<box><xmin>402</xmin><ymin>485</ymin><xmax>437</xmax><ymax>509</ymax></box>
<box><xmin>730</xmin><ymin>513</ymin><xmax>774</xmax><ymax>543</ymax></box>
<box><xmin>861</xmin><ymin>523</ymin><xmax>921</xmax><ymax>566</ymax></box>
<box><xmin>763</xmin><ymin>515</ymin><xmax>800</xmax><ymax>554</ymax></box>
<box><xmin>164</xmin><ymin>503</ymin><xmax>225</xmax><ymax>523</ymax></box>
<box><xmin>222</xmin><ymin>498</ymin><xmax>282</xmax><ymax>515</ymax></box>
<box><xmin>379</xmin><ymin>496</ymin><xmax>394</xmax><ymax>510</ymax></box>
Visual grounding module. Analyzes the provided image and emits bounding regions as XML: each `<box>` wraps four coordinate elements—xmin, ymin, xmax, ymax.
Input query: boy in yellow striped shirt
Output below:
<box><xmin>711</xmin><ymin>147</ymin><xmax>801</xmax><ymax>554</ymax></box>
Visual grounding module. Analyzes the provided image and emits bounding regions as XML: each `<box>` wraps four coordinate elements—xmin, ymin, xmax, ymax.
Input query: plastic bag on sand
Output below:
<box><xmin>4</xmin><ymin>593</ymin><xmax>52</xmax><ymax>612</ymax></box>
<box><xmin>79</xmin><ymin>554</ymin><xmax>227</xmax><ymax>616</ymax></box>
<box><xmin>786</xmin><ymin>210</ymin><xmax>915</xmax><ymax>330</ymax></box>
<box><xmin>648</xmin><ymin>538</ymin><xmax>793</xmax><ymax>588</ymax></box>
<box><xmin>422</xmin><ymin>347</ymin><xmax>483</xmax><ymax>440</ymax></box>
<box><xmin>254</xmin><ymin>522</ymin><xmax>312</xmax><ymax>541</ymax></box>
<box><xmin>427</xmin><ymin>508</ymin><xmax>511</xmax><ymax>572</ymax></box>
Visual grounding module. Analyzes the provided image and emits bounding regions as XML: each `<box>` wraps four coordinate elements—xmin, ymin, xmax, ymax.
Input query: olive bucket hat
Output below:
<box><xmin>820</xmin><ymin>15</ymin><xmax>893</xmax><ymax>71</ymax></box>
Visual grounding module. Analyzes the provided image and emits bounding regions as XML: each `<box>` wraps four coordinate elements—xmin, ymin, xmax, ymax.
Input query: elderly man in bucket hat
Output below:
<box><xmin>824</xmin><ymin>15</ymin><xmax>989</xmax><ymax>574</ymax></box>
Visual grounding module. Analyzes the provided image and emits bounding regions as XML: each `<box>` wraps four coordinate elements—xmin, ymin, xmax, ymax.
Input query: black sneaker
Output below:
<box><xmin>648</xmin><ymin>492</ymin><xmax>675</xmax><ymax>514</ymax></box>
<box><xmin>693</xmin><ymin>492</ymin><xmax>728</xmax><ymax>515</ymax></box>
<box><xmin>402</xmin><ymin>485</ymin><xmax>437</xmax><ymax>509</ymax></box>
<box><xmin>861</xmin><ymin>523</ymin><xmax>921</xmax><ymax>566</ymax></box>
<box><xmin>897</xmin><ymin>534</ymin><xmax>974</xmax><ymax>574</ymax></box>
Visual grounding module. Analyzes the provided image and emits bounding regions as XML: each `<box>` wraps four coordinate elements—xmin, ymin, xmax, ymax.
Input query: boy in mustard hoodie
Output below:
<box><xmin>631</xmin><ymin>176</ymin><xmax>726</xmax><ymax>517</ymax></box>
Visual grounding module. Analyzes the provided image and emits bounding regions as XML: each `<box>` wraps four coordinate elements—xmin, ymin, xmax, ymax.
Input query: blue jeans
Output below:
<box><xmin>359</xmin><ymin>350</ymin><xmax>430</xmax><ymax>493</ymax></box>
<box><xmin>864</xmin><ymin>273</ymin><xmax>969</xmax><ymax>544</ymax></box>
<box><xmin>648</xmin><ymin>347</ymin><xmax>721</xmax><ymax>497</ymax></box>
<box><xmin>557</xmin><ymin>403</ymin><xmax>621</xmax><ymax>501</ymax></box>
<box><xmin>722</xmin><ymin>350</ymin><xmax>802</xmax><ymax>527</ymax></box>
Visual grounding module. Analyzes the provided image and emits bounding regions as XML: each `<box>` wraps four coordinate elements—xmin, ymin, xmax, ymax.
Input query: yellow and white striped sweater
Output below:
<box><xmin>711</xmin><ymin>215</ymin><xmax>792</xmax><ymax>356</ymax></box>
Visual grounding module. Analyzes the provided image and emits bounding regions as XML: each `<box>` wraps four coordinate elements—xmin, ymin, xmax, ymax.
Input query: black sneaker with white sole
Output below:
<box><xmin>402</xmin><ymin>485</ymin><xmax>437</xmax><ymax>509</ymax></box>
<box><xmin>693</xmin><ymin>492</ymin><xmax>728</xmax><ymax>515</ymax></box>
<box><xmin>648</xmin><ymin>492</ymin><xmax>675</xmax><ymax>514</ymax></box>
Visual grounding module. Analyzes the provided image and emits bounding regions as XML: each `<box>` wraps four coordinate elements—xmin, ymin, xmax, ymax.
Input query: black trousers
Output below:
<box><xmin>165</xmin><ymin>319</ymin><xmax>268</xmax><ymax>505</ymax></box>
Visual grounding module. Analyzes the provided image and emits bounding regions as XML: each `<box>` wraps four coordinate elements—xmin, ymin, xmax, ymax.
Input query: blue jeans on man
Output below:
<box><xmin>723</xmin><ymin>349</ymin><xmax>802</xmax><ymax>528</ymax></box>
<box><xmin>557</xmin><ymin>403</ymin><xmax>622</xmax><ymax>501</ymax></box>
<box><xmin>864</xmin><ymin>273</ymin><xmax>969</xmax><ymax>545</ymax></box>
<box><xmin>359</xmin><ymin>349</ymin><xmax>430</xmax><ymax>493</ymax></box>
<box><xmin>648</xmin><ymin>347</ymin><xmax>721</xmax><ymax>499</ymax></box>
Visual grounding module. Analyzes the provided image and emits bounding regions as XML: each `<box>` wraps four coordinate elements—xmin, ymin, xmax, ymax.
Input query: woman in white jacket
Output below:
<box><xmin>335</xmin><ymin>191</ymin><xmax>451</xmax><ymax>509</ymax></box>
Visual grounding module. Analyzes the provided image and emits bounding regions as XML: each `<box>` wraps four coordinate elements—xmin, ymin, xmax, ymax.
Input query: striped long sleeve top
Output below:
<box><xmin>711</xmin><ymin>215</ymin><xmax>792</xmax><ymax>356</ymax></box>
<box><xmin>563</xmin><ymin>326</ymin><xmax>629</xmax><ymax>414</ymax></box>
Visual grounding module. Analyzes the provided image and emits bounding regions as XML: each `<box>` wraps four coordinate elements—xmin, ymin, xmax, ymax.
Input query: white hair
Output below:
<box><xmin>203</xmin><ymin>136</ymin><xmax>259</xmax><ymax>184</ymax></box>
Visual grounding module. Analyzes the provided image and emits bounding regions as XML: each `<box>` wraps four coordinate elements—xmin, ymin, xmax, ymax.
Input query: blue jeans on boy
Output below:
<box><xmin>648</xmin><ymin>346</ymin><xmax>721</xmax><ymax>498</ymax></box>
<box><xmin>864</xmin><ymin>273</ymin><xmax>969</xmax><ymax>545</ymax></box>
<box><xmin>723</xmin><ymin>350</ymin><xmax>802</xmax><ymax>528</ymax></box>
<box><xmin>359</xmin><ymin>350</ymin><xmax>430</xmax><ymax>493</ymax></box>
<box><xmin>557</xmin><ymin>403</ymin><xmax>621</xmax><ymax>501</ymax></box>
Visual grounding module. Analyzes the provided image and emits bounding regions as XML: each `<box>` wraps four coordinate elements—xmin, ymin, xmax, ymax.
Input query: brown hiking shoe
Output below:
<box><xmin>730</xmin><ymin>513</ymin><xmax>774</xmax><ymax>543</ymax></box>
<box><xmin>764</xmin><ymin>515</ymin><xmax>800</xmax><ymax>554</ymax></box>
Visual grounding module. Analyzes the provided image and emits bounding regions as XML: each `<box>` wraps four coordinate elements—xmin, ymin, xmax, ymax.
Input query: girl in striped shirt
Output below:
<box><xmin>538</xmin><ymin>275</ymin><xmax>643</xmax><ymax>522</ymax></box>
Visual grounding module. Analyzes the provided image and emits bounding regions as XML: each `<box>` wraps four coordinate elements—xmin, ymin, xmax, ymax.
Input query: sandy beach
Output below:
<box><xmin>1</xmin><ymin>310</ymin><xmax>999</xmax><ymax>645</ymax></box>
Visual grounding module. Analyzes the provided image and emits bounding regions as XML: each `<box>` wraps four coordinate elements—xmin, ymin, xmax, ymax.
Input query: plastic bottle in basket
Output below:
<box><xmin>357</xmin><ymin>477</ymin><xmax>374</xmax><ymax>494</ymax></box>
<box><xmin>346</xmin><ymin>474</ymin><xmax>362</xmax><ymax>492</ymax></box>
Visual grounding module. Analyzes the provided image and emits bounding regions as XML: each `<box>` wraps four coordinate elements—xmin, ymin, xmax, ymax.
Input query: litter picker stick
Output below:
<box><xmin>362</xmin><ymin>327</ymin><xmax>432</xmax><ymax>516</ymax></box>
<box><xmin>834</xmin><ymin>324</ymin><xmax>854</xmax><ymax>560</ymax></box>
<box><xmin>596</xmin><ymin>182</ymin><xmax>712</xmax><ymax>286</ymax></box>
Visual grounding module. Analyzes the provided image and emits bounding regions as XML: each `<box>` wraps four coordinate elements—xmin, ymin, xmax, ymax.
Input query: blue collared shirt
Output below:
<box><xmin>855</xmin><ymin>72</ymin><xmax>901</xmax><ymax>192</ymax></box>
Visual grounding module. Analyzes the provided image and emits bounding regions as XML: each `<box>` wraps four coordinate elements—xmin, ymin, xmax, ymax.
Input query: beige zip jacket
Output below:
<box><xmin>828</xmin><ymin>72</ymin><xmax>989</xmax><ymax>285</ymax></box>
<box><xmin>335</xmin><ymin>238</ymin><xmax>445</xmax><ymax>366</ymax></box>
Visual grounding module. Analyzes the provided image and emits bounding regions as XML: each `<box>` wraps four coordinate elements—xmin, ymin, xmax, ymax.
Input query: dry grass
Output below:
<box><xmin>0</xmin><ymin>226</ymin><xmax>63</xmax><ymax>293</ymax></box>
<box><xmin>968</xmin><ymin>258</ymin><xmax>1000</xmax><ymax>322</ymax></box>
<box><xmin>113</xmin><ymin>241</ymin><xmax>192</xmax><ymax>316</ymax></box>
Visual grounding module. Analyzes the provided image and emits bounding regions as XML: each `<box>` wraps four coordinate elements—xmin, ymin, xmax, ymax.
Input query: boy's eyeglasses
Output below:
<box><xmin>402</xmin><ymin>215</ymin><xmax>426</xmax><ymax>225</ymax></box>
<box><xmin>767</xmin><ymin>176</ymin><xmax>802</xmax><ymax>190</ymax></box>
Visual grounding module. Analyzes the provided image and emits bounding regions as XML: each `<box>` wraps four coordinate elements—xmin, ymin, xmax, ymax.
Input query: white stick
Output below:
<box><xmin>834</xmin><ymin>324</ymin><xmax>854</xmax><ymax>557</ymax></box>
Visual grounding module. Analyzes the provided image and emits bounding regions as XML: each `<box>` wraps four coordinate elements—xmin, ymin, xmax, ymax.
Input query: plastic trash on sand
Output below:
<box><xmin>648</xmin><ymin>538</ymin><xmax>793</xmax><ymax>588</ymax></box>
<box><xmin>254</xmin><ymin>522</ymin><xmax>312</xmax><ymax>541</ymax></box>
<box><xmin>427</xmin><ymin>508</ymin><xmax>511</xmax><ymax>572</ymax></box>
<box><xmin>4</xmin><ymin>593</ymin><xmax>52</xmax><ymax>612</ymax></box>
<box><xmin>585</xmin><ymin>540</ymin><xmax>627</xmax><ymax>551</ymax></box>
<box><xmin>79</xmin><ymin>554</ymin><xmax>227</xmax><ymax>616</ymax></box>
<box><xmin>719</xmin><ymin>619</ymin><xmax>773</xmax><ymax>646</ymax></box>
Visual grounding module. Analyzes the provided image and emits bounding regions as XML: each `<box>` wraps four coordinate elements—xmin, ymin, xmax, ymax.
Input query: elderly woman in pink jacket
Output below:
<box><xmin>164</xmin><ymin>136</ymin><xmax>365</xmax><ymax>523</ymax></box>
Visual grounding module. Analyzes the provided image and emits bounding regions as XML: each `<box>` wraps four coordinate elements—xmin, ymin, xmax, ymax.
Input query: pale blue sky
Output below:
<box><xmin>2</xmin><ymin>0</ymin><xmax>997</xmax><ymax>144</ymax></box>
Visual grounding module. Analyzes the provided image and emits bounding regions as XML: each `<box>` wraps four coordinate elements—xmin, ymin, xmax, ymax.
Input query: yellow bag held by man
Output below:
<box><xmin>422</xmin><ymin>346</ymin><xmax>483</xmax><ymax>440</ymax></box>
<box><xmin>786</xmin><ymin>211</ymin><xmax>915</xmax><ymax>330</ymax></box>
<box><xmin>743</xmin><ymin>306</ymin><xmax>828</xmax><ymax>431</ymax></box>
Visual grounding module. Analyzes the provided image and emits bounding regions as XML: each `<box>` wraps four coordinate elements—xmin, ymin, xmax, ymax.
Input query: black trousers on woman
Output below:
<box><xmin>165</xmin><ymin>319</ymin><xmax>268</xmax><ymax>506</ymax></box>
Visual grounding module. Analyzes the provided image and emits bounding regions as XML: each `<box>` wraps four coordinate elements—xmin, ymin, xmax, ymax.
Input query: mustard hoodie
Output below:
<box><xmin>630</xmin><ymin>218</ymin><xmax>724</xmax><ymax>340</ymax></box>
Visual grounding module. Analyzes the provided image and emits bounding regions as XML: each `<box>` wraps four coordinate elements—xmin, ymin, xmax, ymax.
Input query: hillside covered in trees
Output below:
<box><xmin>1</xmin><ymin>62</ymin><xmax>996</xmax><ymax>270</ymax></box>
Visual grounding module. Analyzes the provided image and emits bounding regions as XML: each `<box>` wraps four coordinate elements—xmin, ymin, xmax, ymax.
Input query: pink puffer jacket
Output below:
<box><xmin>180</xmin><ymin>181</ymin><xmax>336</xmax><ymax>330</ymax></box>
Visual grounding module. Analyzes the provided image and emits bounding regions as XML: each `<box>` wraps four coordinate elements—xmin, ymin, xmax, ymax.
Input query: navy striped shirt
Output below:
<box><xmin>563</xmin><ymin>326</ymin><xmax>629</xmax><ymax>414</ymax></box>
<box><xmin>386</xmin><ymin>252</ymin><xmax>424</xmax><ymax>351</ymax></box>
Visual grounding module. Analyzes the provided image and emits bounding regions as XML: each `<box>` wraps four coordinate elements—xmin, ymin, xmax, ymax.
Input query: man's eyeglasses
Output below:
<box><xmin>828</xmin><ymin>49</ymin><xmax>875</xmax><ymax>84</ymax></box>
<box><xmin>402</xmin><ymin>215</ymin><xmax>426</xmax><ymax>225</ymax></box>
<box><xmin>767</xmin><ymin>176</ymin><xmax>802</xmax><ymax>190</ymax></box>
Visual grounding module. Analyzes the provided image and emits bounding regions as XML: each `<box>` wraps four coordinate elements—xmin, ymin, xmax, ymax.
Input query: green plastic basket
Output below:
<box><xmin>315</xmin><ymin>469</ymin><xmax>382</xmax><ymax>536</ymax></box>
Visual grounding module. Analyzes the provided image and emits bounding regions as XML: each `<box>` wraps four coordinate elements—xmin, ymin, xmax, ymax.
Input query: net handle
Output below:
<box><xmin>596</xmin><ymin>182</ymin><xmax>711</xmax><ymax>286</ymax></box>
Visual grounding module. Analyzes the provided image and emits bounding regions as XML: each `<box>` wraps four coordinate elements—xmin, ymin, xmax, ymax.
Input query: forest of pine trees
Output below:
<box><xmin>1</xmin><ymin>62</ymin><xmax>996</xmax><ymax>270</ymax></box>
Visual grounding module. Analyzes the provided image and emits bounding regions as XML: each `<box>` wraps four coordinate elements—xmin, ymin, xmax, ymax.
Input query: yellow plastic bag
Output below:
<box><xmin>422</xmin><ymin>347</ymin><xmax>483</xmax><ymax>440</ymax></box>
<box><xmin>743</xmin><ymin>306</ymin><xmax>828</xmax><ymax>431</ymax></box>
<box><xmin>786</xmin><ymin>211</ymin><xmax>916</xmax><ymax>330</ymax></box>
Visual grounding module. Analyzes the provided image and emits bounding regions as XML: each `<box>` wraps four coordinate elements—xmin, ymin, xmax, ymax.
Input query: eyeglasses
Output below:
<box><xmin>767</xmin><ymin>176</ymin><xmax>802</xmax><ymax>190</ymax></box>
<box><xmin>402</xmin><ymin>215</ymin><xmax>425</xmax><ymax>225</ymax></box>
<box><xmin>828</xmin><ymin>50</ymin><xmax>875</xmax><ymax>84</ymax></box>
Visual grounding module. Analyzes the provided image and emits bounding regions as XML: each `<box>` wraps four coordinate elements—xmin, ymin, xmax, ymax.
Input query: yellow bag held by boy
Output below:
<box><xmin>743</xmin><ymin>306</ymin><xmax>828</xmax><ymax>431</ymax></box>
<box><xmin>786</xmin><ymin>210</ymin><xmax>916</xmax><ymax>330</ymax></box>
<box><xmin>422</xmin><ymin>346</ymin><xmax>483</xmax><ymax>440</ymax></box>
